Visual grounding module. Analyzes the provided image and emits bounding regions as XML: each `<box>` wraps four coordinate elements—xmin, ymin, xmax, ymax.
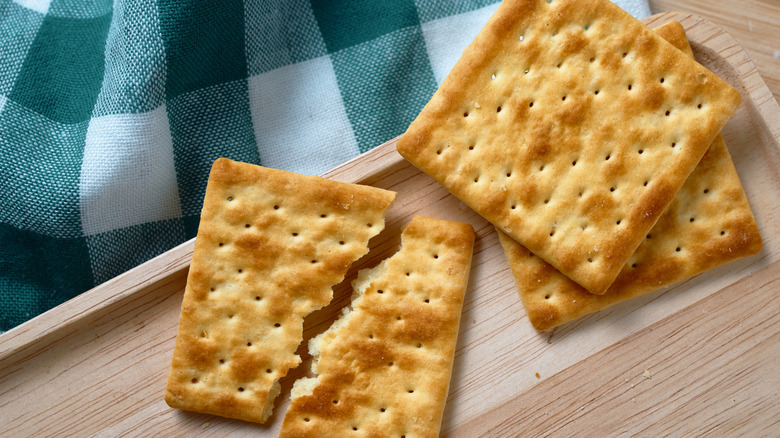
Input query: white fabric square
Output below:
<box><xmin>248</xmin><ymin>55</ymin><xmax>359</xmax><ymax>175</ymax></box>
<box><xmin>12</xmin><ymin>0</ymin><xmax>50</xmax><ymax>14</ymax></box>
<box><xmin>79</xmin><ymin>105</ymin><xmax>182</xmax><ymax>235</ymax></box>
<box><xmin>421</xmin><ymin>3</ymin><xmax>500</xmax><ymax>85</ymax></box>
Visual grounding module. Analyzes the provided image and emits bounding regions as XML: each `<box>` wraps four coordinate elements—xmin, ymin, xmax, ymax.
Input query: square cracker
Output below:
<box><xmin>280</xmin><ymin>215</ymin><xmax>475</xmax><ymax>438</ymax></box>
<box><xmin>164</xmin><ymin>158</ymin><xmax>395</xmax><ymax>423</ymax></box>
<box><xmin>397</xmin><ymin>0</ymin><xmax>741</xmax><ymax>294</ymax></box>
<box><xmin>497</xmin><ymin>21</ymin><xmax>762</xmax><ymax>331</ymax></box>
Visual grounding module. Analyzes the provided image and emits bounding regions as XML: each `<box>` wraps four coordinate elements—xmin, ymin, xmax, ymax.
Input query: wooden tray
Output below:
<box><xmin>1</xmin><ymin>12</ymin><xmax>779</xmax><ymax>437</ymax></box>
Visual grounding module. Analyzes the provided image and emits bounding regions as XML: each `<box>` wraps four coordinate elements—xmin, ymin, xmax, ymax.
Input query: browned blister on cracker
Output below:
<box><xmin>397</xmin><ymin>0</ymin><xmax>742</xmax><ymax>294</ymax></box>
<box><xmin>280</xmin><ymin>216</ymin><xmax>475</xmax><ymax>438</ymax></box>
<box><xmin>497</xmin><ymin>21</ymin><xmax>761</xmax><ymax>331</ymax></box>
<box><xmin>164</xmin><ymin>158</ymin><xmax>395</xmax><ymax>423</ymax></box>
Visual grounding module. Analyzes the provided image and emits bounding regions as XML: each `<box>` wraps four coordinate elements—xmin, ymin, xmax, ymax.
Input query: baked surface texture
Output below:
<box><xmin>397</xmin><ymin>0</ymin><xmax>741</xmax><ymax>294</ymax></box>
<box><xmin>164</xmin><ymin>158</ymin><xmax>396</xmax><ymax>423</ymax></box>
<box><xmin>280</xmin><ymin>215</ymin><xmax>475</xmax><ymax>438</ymax></box>
<box><xmin>497</xmin><ymin>21</ymin><xmax>762</xmax><ymax>331</ymax></box>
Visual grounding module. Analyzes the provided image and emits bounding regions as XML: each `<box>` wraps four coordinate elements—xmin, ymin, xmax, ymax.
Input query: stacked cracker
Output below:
<box><xmin>398</xmin><ymin>0</ymin><xmax>761</xmax><ymax>330</ymax></box>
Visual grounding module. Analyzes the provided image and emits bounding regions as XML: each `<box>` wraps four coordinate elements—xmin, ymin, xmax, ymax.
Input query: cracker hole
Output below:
<box><xmin>585</xmin><ymin>25</ymin><xmax>590</xmax><ymax>30</ymax></box>
<box><xmin>590</xmin><ymin>58</ymin><xmax>595</xmax><ymax>63</ymax></box>
<box><xmin>237</xmin><ymin>269</ymin><xmax>243</xmax><ymax>273</ymax></box>
<box><xmin>227</xmin><ymin>197</ymin><xmax>233</xmax><ymax>201</ymax></box>
<box><xmin>244</xmin><ymin>224</ymin><xmax>250</xmax><ymax>228</ymax></box>
<box><xmin>698</xmin><ymin>103</ymin><xmax>703</xmax><ymax>109</ymax></box>
<box><xmin>274</xmin><ymin>323</ymin><xmax>281</xmax><ymax>327</ymax></box>
<box><xmin>544</xmin><ymin>198</ymin><xmax>549</xmax><ymax>204</ymax></box>
<box><xmin>463</xmin><ymin>112</ymin><xmax>469</xmax><ymax>117</ymax></box>
<box><xmin>353</xmin><ymin>427</ymin><xmax>358</xmax><ymax>431</ymax></box>
<box><xmin>424</xmin><ymin>298</ymin><xmax>430</xmax><ymax>303</ymax></box>
<box><xmin>605</xmin><ymin>154</ymin><xmax>611</xmax><ymax>160</ymax></box>
<box><xmin>408</xmin><ymin>389</ymin><xmax>415</xmax><ymax>393</ymax></box>
<box><xmin>311</xmin><ymin>259</ymin><xmax>317</xmax><ymax>264</ymax></box>
<box><xmin>610</xmin><ymin>187</ymin><xmax>615</xmax><ymax>192</ymax></box>
<box><xmin>397</xmin><ymin>315</ymin><xmax>402</xmax><ymax>320</ymax></box>
<box><xmin>582</xmin><ymin>224</ymin><xmax>588</xmax><ymax>230</ymax></box>
<box><xmin>491</xmin><ymin>73</ymin><xmax>496</xmax><ymax>80</ymax></box>
<box><xmin>433</xmin><ymin>254</ymin><xmax>439</xmax><ymax>259</ymax></box>
<box><xmin>474</xmin><ymin>176</ymin><xmax>479</xmax><ymax>183</ymax></box>
<box><xmin>519</xmin><ymin>35</ymin><xmax>524</xmax><ymax>41</ymax></box>
<box><xmin>378</xmin><ymin>289</ymin><xmax>384</xmax><ymax>294</ymax></box>
<box><xmin>549</xmin><ymin>230</ymin><xmax>555</xmax><ymax>237</ymax></box>
<box><xmin>643</xmin><ymin>181</ymin><xmax>649</xmax><ymax>187</ymax></box>
<box><xmin>246</xmin><ymin>342</ymin><xmax>252</xmax><ymax>346</ymax></box>
<box><xmin>238</xmin><ymin>387</ymin><xmax>244</xmax><ymax>392</ymax></box>
<box><xmin>191</xmin><ymin>378</ymin><xmax>198</xmax><ymax>383</ymax></box>
<box><xmin>497</xmin><ymin>106</ymin><xmax>502</xmax><ymax>113</ymax></box>
<box><xmin>622</xmin><ymin>52</ymin><xmax>628</xmax><ymax>58</ymax></box>
<box><xmin>703</xmin><ymin>188</ymin><xmax>709</xmax><ymax>194</ymax></box>
<box><xmin>676</xmin><ymin>247</ymin><xmax>682</xmax><ymax>252</ymax></box>
<box><xmin>627</xmin><ymin>84</ymin><xmax>632</xmax><ymax>91</ymax></box>
<box><xmin>405</xmin><ymin>272</ymin><xmax>410</xmax><ymax>276</ymax></box>
<box><xmin>333</xmin><ymin>400</ymin><xmax>339</xmax><ymax>405</ymax></box>
<box><xmin>557</xmin><ymin>63</ymin><xmax>562</xmax><ymax>68</ymax></box>
<box><xmin>616</xmin><ymin>219</ymin><xmax>622</xmax><ymax>225</ymax></box>
<box><xmin>524</xmin><ymin>69</ymin><xmax>529</xmax><ymax>74</ymax></box>
<box><xmin>273</xmin><ymin>204</ymin><xmax>279</xmax><ymax>210</ymax></box>
<box><xmin>367</xmin><ymin>223</ymin><xmax>373</xmax><ymax>228</ymax></box>
<box><xmin>539</xmin><ymin>165</ymin><xmax>545</xmax><ymax>171</ymax></box>
<box><xmin>219</xmin><ymin>359</ymin><xmax>225</xmax><ymax>364</ymax></box>
<box><xmin>292</xmin><ymin>232</ymin><xmax>299</xmax><ymax>236</ymax></box>
<box><xmin>638</xmin><ymin>149</ymin><xmax>644</xmax><ymax>154</ymax></box>
<box><xmin>690</xmin><ymin>217</ymin><xmax>695</xmax><ymax>222</ymax></box>
<box><xmin>304</xmin><ymin>418</ymin><xmax>310</xmax><ymax>422</ymax></box>
<box><xmin>632</xmin><ymin>263</ymin><xmax>637</xmax><ymax>268</ymax></box>
<box><xmin>436</xmin><ymin>149</ymin><xmax>442</xmax><ymax>155</ymax></box>
<box><xmin>228</xmin><ymin>314</ymin><xmax>234</xmax><ymax>319</ymax></box>
<box><xmin>671</xmin><ymin>142</ymin><xmax>677</xmax><ymax>148</ymax></box>
<box><xmin>545</xmin><ymin>294</ymin><xmax>551</xmax><ymax>300</ymax></box>
<box><xmin>665</xmin><ymin>110</ymin><xmax>671</xmax><ymax>116</ymax></box>
<box><xmin>511</xmin><ymin>204</ymin><xmax>517</xmax><ymax>210</ymax></box>
<box><xmin>210</xmin><ymin>287</ymin><xmax>215</xmax><ymax>292</ymax></box>
<box><xmin>218</xmin><ymin>243</ymin><xmax>224</xmax><ymax>247</ymax></box>
<box><xmin>380</xmin><ymin>408</ymin><xmax>386</xmax><ymax>412</ymax></box>
<box><xmin>588</xmin><ymin>258</ymin><xmax>593</xmax><ymax>263</ymax></box>
<box><xmin>561</xmin><ymin>95</ymin><xmax>566</xmax><ymax>101</ymax></box>
<box><xmin>529</xmin><ymin>102</ymin><xmax>534</xmax><ymax>107</ymax></box>
<box><xmin>339</xmin><ymin>240</ymin><xmax>345</xmax><ymax>245</ymax></box>
<box><xmin>369</xmin><ymin>334</ymin><xmax>374</xmax><ymax>339</ymax></box>
<box><xmin>647</xmin><ymin>234</ymin><xmax>652</xmax><ymax>239</ymax></box>
<box><xmin>594</xmin><ymin>90</ymin><xmax>599</xmax><ymax>95</ymax></box>
<box><xmin>417</xmin><ymin>343</ymin><xmax>422</xmax><ymax>348</ymax></box>
<box><xmin>320</xmin><ymin>214</ymin><xmax>327</xmax><ymax>218</ymax></box>
<box><xmin>721</xmin><ymin>231</ymin><xmax>726</xmax><ymax>236</ymax></box>
<box><xmin>572</xmin><ymin>160</ymin><xmax>577</xmax><ymax>166</ymax></box>
<box><xmin>660</xmin><ymin>78</ymin><xmax>665</xmax><ymax>84</ymax></box>
<box><xmin>506</xmin><ymin>171</ymin><xmax>512</xmax><ymax>177</ymax></box>
<box><xmin>266</xmin><ymin>369</ymin><xmax>272</xmax><ymax>373</ymax></box>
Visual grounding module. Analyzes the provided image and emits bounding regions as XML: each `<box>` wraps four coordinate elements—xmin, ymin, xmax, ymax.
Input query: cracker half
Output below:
<box><xmin>397</xmin><ymin>0</ymin><xmax>741</xmax><ymax>294</ymax></box>
<box><xmin>497</xmin><ymin>21</ymin><xmax>762</xmax><ymax>331</ymax></box>
<box><xmin>164</xmin><ymin>158</ymin><xmax>396</xmax><ymax>423</ymax></box>
<box><xmin>279</xmin><ymin>216</ymin><xmax>475</xmax><ymax>438</ymax></box>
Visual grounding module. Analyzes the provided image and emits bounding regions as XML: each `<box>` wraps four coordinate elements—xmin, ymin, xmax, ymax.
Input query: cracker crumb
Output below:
<box><xmin>535</xmin><ymin>372</ymin><xmax>540</xmax><ymax>379</ymax></box>
<box><xmin>643</xmin><ymin>370</ymin><xmax>652</xmax><ymax>379</ymax></box>
<box><xmin>201</xmin><ymin>422</ymin><xmax>210</xmax><ymax>429</ymax></box>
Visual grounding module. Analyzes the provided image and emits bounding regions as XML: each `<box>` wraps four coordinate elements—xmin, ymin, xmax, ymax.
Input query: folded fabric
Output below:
<box><xmin>0</xmin><ymin>0</ymin><xmax>650</xmax><ymax>332</ymax></box>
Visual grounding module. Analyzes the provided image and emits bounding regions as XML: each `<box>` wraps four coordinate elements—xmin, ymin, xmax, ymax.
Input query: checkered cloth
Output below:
<box><xmin>0</xmin><ymin>0</ymin><xmax>650</xmax><ymax>331</ymax></box>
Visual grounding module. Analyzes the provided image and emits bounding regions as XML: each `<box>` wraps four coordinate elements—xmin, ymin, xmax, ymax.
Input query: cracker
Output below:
<box><xmin>497</xmin><ymin>21</ymin><xmax>762</xmax><ymax>331</ymax></box>
<box><xmin>279</xmin><ymin>216</ymin><xmax>475</xmax><ymax>438</ymax></box>
<box><xmin>397</xmin><ymin>0</ymin><xmax>741</xmax><ymax>294</ymax></box>
<box><xmin>164</xmin><ymin>158</ymin><xmax>396</xmax><ymax>423</ymax></box>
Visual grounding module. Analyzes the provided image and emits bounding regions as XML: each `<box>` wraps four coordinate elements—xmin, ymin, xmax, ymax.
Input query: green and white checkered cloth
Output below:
<box><xmin>0</xmin><ymin>0</ymin><xmax>649</xmax><ymax>331</ymax></box>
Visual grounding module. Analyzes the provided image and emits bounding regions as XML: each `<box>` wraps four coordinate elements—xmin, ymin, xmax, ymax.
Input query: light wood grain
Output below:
<box><xmin>1</xmin><ymin>13</ymin><xmax>778</xmax><ymax>437</ymax></box>
<box><xmin>650</xmin><ymin>0</ymin><xmax>780</xmax><ymax>101</ymax></box>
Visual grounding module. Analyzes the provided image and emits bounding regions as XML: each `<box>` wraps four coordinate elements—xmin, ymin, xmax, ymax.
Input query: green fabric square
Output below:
<box><xmin>8</xmin><ymin>12</ymin><xmax>111</xmax><ymax>124</ymax></box>
<box><xmin>85</xmin><ymin>218</ymin><xmax>185</xmax><ymax>284</ymax></box>
<box><xmin>0</xmin><ymin>100</ymin><xmax>87</xmax><ymax>238</ymax></box>
<box><xmin>0</xmin><ymin>223</ymin><xmax>93</xmax><ymax>332</ymax></box>
<box><xmin>183</xmin><ymin>213</ymin><xmax>200</xmax><ymax>240</ymax></box>
<box><xmin>158</xmin><ymin>0</ymin><xmax>247</xmax><ymax>99</ymax></box>
<box><xmin>167</xmin><ymin>79</ymin><xmax>259</xmax><ymax>217</ymax></box>
<box><xmin>0</xmin><ymin>0</ymin><xmax>44</xmax><ymax>96</ymax></box>
<box><xmin>332</xmin><ymin>27</ymin><xmax>437</xmax><ymax>152</ymax></box>
<box><xmin>245</xmin><ymin>0</ymin><xmax>327</xmax><ymax>75</ymax></box>
<box><xmin>311</xmin><ymin>0</ymin><xmax>420</xmax><ymax>52</ymax></box>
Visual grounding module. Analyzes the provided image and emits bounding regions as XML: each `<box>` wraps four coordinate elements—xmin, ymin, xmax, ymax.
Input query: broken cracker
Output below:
<box><xmin>497</xmin><ymin>21</ymin><xmax>761</xmax><ymax>331</ymax></box>
<box><xmin>164</xmin><ymin>158</ymin><xmax>396</xmax><ymax>423</ymax></box>
<box><xmin>280</xmin><ymin>215</ymin><xmax>475</xmax><ymax>438</ymax></box>
<box><xmin>397</xmin><ymin>0</ymin><xmax>741</xmax><ymax>294</ymax></box>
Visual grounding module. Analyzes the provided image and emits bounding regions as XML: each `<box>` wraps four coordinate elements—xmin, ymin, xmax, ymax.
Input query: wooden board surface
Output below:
<box><xmin>1</xmin><ymin>12</ymin><xmax>779</xmax><ymax>437</ymax></box>
<box><xmin>650</xmin><ymin>0</ymin><xmax>780</xmax><ymax>102</ymax></box>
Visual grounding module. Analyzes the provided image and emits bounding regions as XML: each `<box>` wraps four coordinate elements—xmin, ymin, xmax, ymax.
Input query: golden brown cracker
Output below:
<box><xmin>397</xmin><ymin>0</ymin><xmax>741</xmax><ymax>294</ymax></box>
<box><xmin>497</xmin><ymin>21</ymin><xmax>761</xmax><ymax>331</ymax></box>
<box><xmin>280</xmin><ymin>216</ymin><xmax>475</xmax><ymax>438</ymax></box>
<box><xmin>164</xmin><ymin>158</ymin><xmax>395</xmax><ymax>423</ymax></box>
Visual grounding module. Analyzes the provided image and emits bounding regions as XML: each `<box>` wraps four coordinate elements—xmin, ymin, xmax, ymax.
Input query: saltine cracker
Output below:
<box><xmin>164</xmin><ymin>158</ymin><xmax>395</xmax><ymax>422</ymax></box>
<box><xmin>397</xmin><ymin>0</ymin><xmax>741</xmax><ymax>294</ymax></box>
